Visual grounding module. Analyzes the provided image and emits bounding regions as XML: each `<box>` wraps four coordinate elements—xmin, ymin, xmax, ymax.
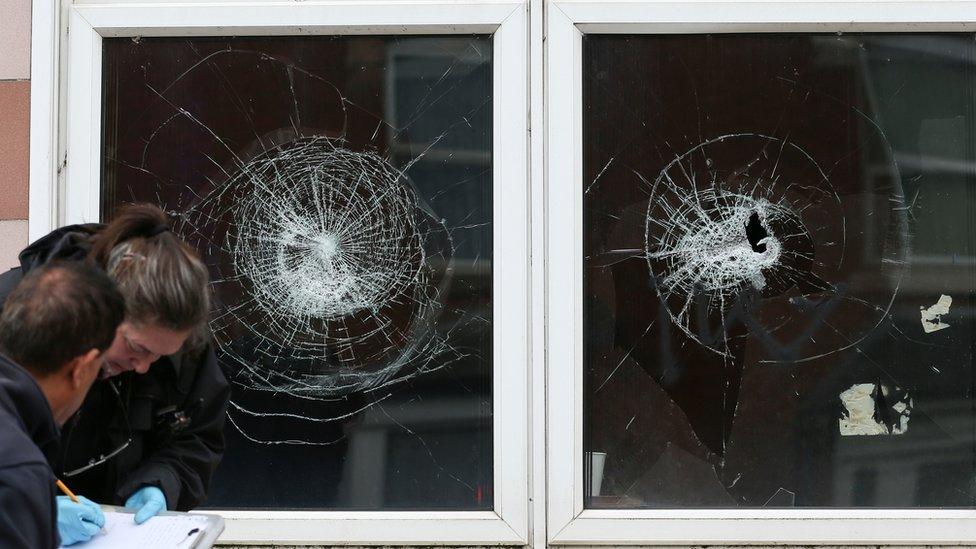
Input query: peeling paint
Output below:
<box><xmin>920</xmin><ymin>294</ymin><xmax>952</xmax><ymax>333</ymax></box>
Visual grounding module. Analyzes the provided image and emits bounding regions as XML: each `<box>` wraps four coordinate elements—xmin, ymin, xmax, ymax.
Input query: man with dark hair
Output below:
<box><xmin>0</xmin><ymin>261</ymin><xmax>125</xmax><ymax>548</ymax></box>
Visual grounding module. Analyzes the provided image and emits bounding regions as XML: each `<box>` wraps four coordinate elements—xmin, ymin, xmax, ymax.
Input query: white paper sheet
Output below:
<box><xmin>62</xmin><ymin>511</ymin><xmax>212</xmax><ymax>548</ymax></box>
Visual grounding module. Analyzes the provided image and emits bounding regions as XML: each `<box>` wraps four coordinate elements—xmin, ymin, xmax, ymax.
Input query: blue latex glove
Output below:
<box><xmin>124</xmin><ymin>486</ymin><xmax>167</xmax><ymax>524</ymax></box>
<box><xmin>57</xmin><ymin>495</ymin><xmax>105</xmax><ymax>546</ymax></box>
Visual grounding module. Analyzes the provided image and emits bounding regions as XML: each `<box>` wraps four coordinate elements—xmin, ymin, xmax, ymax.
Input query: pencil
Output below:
<box><xmin>56</xmin><ymin>479</ymin><xmax>80</xmax><ymax>503</ymax></box>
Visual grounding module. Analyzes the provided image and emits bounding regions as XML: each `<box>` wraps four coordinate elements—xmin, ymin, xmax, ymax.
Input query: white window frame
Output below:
<box><xmin>33</xmin><ymin>0</ymin><xmax>530</xmax><ymax>545</ymax></box>
<box><xmin>545</xmin><ymin>0</ymin><xmax>976</xmax><ymax>545</ymax></box>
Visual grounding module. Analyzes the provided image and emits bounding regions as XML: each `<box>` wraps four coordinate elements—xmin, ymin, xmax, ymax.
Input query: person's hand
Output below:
<box><xmin>56</xmin><ymin>495</ymin><xmax>105</xmax><ymax>545</ymax></box>
<box><xmin>124</xmin><ymin>485</ymin><xmax>167</xmax><ymax>524</ymax></box>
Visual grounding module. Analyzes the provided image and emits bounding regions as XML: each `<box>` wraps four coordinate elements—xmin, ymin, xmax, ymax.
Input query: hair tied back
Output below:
<box><xmin>148</xmin><ymin>223</ymin><xmax>170</xmax><ymax>238</ymax></box>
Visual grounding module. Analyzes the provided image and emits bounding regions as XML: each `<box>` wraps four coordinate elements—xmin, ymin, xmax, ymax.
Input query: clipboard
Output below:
<box><xmin>61</xmin><ymin>507</ymin><xmax>224</xmax><ymax>548</ymax></box>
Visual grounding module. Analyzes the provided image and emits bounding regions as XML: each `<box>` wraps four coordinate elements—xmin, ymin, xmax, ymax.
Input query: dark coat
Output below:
<box><xmin>0</xmin><ymin>225</ymin><xmax>231</xmax><ymax>511</ymax></box>
<box><xmin>0</xmin><ymin>354</ymin><xmax>61</xmax><ymax>549</ymax></box>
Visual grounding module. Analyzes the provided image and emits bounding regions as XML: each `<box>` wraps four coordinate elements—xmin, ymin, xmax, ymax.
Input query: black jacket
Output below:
<box><xmin>0</xmin><ymin>354</ymin><xmax>61</xmax><ymax>549</ymax></box>
<box><xmin>0</xmin><ymin>225</ymin><xmax>231</xmax><ymax>511</ymax></box>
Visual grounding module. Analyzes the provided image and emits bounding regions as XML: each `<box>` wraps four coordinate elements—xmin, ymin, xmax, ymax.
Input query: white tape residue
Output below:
<box><xmin>920</xmin><ymin>294</ymin><xmax>952</xmax><ymax>333</ymax></box>
<box><xmin>839</xmin><ymin>384</ymin><xmax>888</xmax><ymax>436</ymax></box>
<box><xmin>838</xmin><ymin>383</ymin><xmax>912</xmax><ymax>436</ymax></box>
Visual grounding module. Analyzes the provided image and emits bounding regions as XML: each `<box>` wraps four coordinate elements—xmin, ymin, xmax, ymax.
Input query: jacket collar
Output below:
<box><xmin>18</xmin><ymin>224</ymin><xmax>103</xmax><ymax>273</ymax></box>
<box><xmin>0</xmin><ymin>354</ymin><xmax>60</xmax><ymax>464</ymax></box>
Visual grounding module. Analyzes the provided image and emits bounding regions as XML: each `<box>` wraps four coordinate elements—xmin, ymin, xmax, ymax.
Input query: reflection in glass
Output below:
<box><xmin>583</xmin><ymin>34</ymin><xmax>976</xmax><ymax>508</ymax></box>
<box><xmin>101</xmin><ymin>36</ymin><xmax>493</xmax><ymax>509</ymax></box>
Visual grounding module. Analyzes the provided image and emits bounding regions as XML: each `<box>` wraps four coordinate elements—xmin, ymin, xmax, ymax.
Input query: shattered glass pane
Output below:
<box><xmin>101</xmin><ymin>36</ymin><xmax>493</xmax><ymax>509</ymax></box>
<box><xmin>583</xmin><ymin>34</ymin><xmax>976</xmax><ymax>508</ymax></box>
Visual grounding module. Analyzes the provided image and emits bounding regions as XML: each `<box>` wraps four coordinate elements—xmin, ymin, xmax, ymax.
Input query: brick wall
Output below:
<box><xmin>0</xmin><ymin>0</ymin><xmax>31</xmax><ymax>269</ymax></box>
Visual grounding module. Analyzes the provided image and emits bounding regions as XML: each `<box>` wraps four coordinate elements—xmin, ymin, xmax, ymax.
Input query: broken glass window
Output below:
<box><xmin>583</xmin><ymin>33</ymin><xmax>976</xmax><ymax>508</ymax></box>
<box><xmin>101</xmin><ymin>35</ymin><xmax>493</xmax><ymax>509</ymax></box>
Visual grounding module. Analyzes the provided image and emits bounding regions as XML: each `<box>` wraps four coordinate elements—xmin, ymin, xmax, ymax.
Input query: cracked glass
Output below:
<box><xmin>583</xmin><ymin>33</ymin><xmax>976</xmax><ymax>508</ymax></box>
<box><xmin>101</xmin><ymin>35</ymin><xmax>493</xmax><ymax>509</ymax></box>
